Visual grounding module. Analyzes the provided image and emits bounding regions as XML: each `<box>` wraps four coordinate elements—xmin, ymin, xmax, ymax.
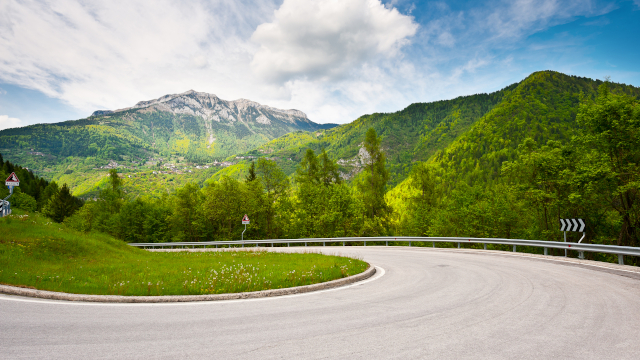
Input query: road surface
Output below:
<box><xmin>2</xmin><ymin>246</ymin><xmax>640</xmax><ymax>359</ymax></box>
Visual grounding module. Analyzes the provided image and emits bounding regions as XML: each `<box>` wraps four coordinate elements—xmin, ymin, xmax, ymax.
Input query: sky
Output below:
<box><xmin>1</xmin><ymin>0</ymin><xmax>639</xmax><ymax>130</ymax></box>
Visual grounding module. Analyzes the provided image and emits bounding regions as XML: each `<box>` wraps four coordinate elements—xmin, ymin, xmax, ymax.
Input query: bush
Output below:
<box><xmin>11</xmin><ymin>192</ymin><xmax>37</xmax><ymax>212</ymax></box>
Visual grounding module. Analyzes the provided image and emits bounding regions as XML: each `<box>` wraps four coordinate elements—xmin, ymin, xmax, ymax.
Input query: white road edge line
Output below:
<box><xmin>353</xmin><ymin>246</ymin><xmax>640</xmax><ymax>275</ymax></box>
<box><xmin>0</xmin><ymin>266</ymin><xmax>385</xmax><ymax>307</ymax></box>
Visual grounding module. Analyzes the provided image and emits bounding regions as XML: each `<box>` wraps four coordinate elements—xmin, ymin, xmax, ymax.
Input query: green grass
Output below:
<box><xmin>0</xmin><ymin>210</ymin><xmax>369</xmax><ymax>296</ymax></box>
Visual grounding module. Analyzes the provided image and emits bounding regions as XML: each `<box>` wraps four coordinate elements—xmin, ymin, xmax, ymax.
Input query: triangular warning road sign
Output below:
<box><xmin>5</xmin><ymin>172</ymin><xmax>19</xmax><ymax>185</ymax></box>
<box><xmin>242</xmin><ymin>214</ymin><xmax>250</xmax><ymax>224</ymax></box>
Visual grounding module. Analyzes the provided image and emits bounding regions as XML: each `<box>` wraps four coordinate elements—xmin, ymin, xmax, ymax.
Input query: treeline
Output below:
<box><xmin>0</xmin><ymin>154</ymin><xmax>83</xmax><ymax>219</ymax></box>
<box><xmin>62</xmin><ymin>128</ymin><xmax>390</xmax><ymax>242</ymax></box>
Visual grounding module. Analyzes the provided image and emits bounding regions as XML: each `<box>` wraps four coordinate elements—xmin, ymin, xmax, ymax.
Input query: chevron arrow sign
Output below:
<box><xmin>559</xmin><ymin>218</ymin><xmax>585</xmax><ymax>232</ymax></box>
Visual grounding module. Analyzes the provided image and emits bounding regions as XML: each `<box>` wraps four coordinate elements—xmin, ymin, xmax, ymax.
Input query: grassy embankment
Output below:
<box><xmin>0</xmin><ymin>210</ymin><xmax>368</xmax><ymax>296</ymax></box>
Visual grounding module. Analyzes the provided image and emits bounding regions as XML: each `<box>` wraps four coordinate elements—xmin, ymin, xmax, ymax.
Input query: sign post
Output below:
<box><xmin>559</xmin><ymin>218</ymin><xmax>586</xmax><ymax>258</ymax></box>
<box><xmin>241</xmin><ymin>214</ymin><xmax>250</xmax><ymax>245</ymax></box>
<box><xmin>5</xmin><ymin>172</ymin><xmax>20</xmax><ymax>194</ymax></box>
<box><xmin>2</xmin><ymin>173</ymin><xmax>19</xmax><ymax>217</ymax></box>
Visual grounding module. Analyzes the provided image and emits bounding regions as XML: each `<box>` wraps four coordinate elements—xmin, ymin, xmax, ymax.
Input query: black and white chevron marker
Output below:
<box><xmin>559</xmin><ymin>218</ymin><xmax>585</xmax><ymax>232</ymax></box>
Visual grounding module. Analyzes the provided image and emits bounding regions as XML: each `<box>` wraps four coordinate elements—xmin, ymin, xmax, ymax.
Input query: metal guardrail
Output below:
<box><xmin>128</xmin><ymin>236</ymin><xmax>640</xmax><ymax>265</ymax></box>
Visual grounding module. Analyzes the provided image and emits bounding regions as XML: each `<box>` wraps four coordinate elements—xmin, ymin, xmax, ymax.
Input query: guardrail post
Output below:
<box><xmin>364</xmin><ymin>241</ymin><xmax>367</xmax><ymax>246</ymax></box>
<box><xmin>343</xmin><ymin>242</ymin><xmax>345</xmax><ymax>246</ymax></box>
<box><xmin>457</xmin><ymin>242</ymin><xmax>460</xmax><ymax>249</ymax></box>
<box><xmin>386</xmin><ymin>241</ymin><xmax>388</xmax><ymax>246</ymax></box>
<box><xmin>579</xmin><ymin>251</ymin><xmax>584</xmax><ymax>259</ymax></box>
<box><xmin>619</xmin><ymin>254</ymin><xmax>624</xmax><ymax>265</ymax></box>
<box><xmin>513</xmin><ymin>245</ymin><xmax>516</xmax><ymax>252</ymax></box>
<box><xmin>305</xmin><ymin>242</ymin><xmax>307</xmax><ymax>247</ymax></box>
<box><xmin>544</xmin><ymin>247</ymin><xmax>547</xmax><ymax>256</ymax></box>
<box><xmin>287</xmin><ymin>243</ymin><xmax>290</xmax><ymax>247</ymax></box>
<box><xmin>433</xmin><ymin>242</ymin><xmax>435</xmax><ymax>248</ymax></box>
<box><xmin>409</xmin><ymin>241</ymin><xmax>412</xmax><ymax>247</ymax></box>
<box><xmin>484</xmin><ymin>243</ymin><xmax>487</xmax><ymax>250</ymax></box>
<box><xmin>323</xmin><ymin>242</ymin><xmax>325</xmax><ymax>246</ymax></box>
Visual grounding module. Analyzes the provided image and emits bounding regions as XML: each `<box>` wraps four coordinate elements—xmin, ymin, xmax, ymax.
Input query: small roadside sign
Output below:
<box><xmin>242</xmin><ymin>214</ymin><xmax>250</xmax><ymax>224</ymax></box>
<box><xmin>5</xmin><ymin>172</ymin><xmax>19</xmax><ymax>186</ymax></box>
<box><xmin>559</xmin><ymin>218</ymin><xmax>585</xmax><ymax>232</ymax></box>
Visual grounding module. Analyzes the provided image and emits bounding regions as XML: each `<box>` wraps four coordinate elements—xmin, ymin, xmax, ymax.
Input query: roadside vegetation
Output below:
<box><xmin>0</xmin><ymin>210</ymin><xmax>368</xmax><ymax>296</ymax></box>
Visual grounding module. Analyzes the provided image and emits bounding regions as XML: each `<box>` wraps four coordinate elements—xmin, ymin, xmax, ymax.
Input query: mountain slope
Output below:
<box><xmin>0</xmin><ymin>91</ymin><xmax>336</xmax><ymax>193</ymax></box>
<box><xmin>234</xmin><ymin>85</ymin><xmax>516</xmax><ymax>187</ymax></box>
<box><xmin>428</xmin><ymin>71</ymin><xmax>640</xmax><ymax>185</ymax></box>
<box><xmin>225</xmin><ymin>71</ymin><xmax>640</xmax><ymax>190</ymax></box>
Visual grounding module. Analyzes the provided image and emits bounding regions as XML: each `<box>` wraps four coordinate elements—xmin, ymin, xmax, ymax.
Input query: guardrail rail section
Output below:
<box><xmin>129</xmin><ymin>236</ymin><xmax>640</xmax><ymax>265</ymax></box>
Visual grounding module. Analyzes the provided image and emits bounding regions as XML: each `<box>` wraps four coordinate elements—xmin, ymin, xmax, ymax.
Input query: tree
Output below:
<box><xmin>257</xmin><ymin>158</ymin><xmax>290</xmax><ymax>238</ymax></box>
<box><xmin>404</xmin><ymin>162</ymin><xmax>440</xmax><ymax>236</ymax></box>
<box><xmin>99</xmin><ymin>169</ymin><xmax>125</xmax><ymax>215</ymax></box>
<box><xmin>357</xmin><ymin>128</ymin><xmax>389</xmax><ymax>219</ymax></box>
<box><xmin>171</xmin><ymin>182</ymin><xmax>204</xmax><ymax>242</ymax></box>
<box><xmin>43</xmin><ymin>183</ymin><xmax>81</xmax><ymax>222</ymax></box>
<box><xmin>245</xmin><ymin>161</ymin><xmax>257</xmax><ymax>182</ymax></box>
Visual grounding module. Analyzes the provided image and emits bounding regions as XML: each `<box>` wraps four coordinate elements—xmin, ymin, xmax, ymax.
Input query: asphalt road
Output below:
<box><xmin>2</xmin><ymin>246</ymin><xmax>640</xmax><ymax>359</ymax></box>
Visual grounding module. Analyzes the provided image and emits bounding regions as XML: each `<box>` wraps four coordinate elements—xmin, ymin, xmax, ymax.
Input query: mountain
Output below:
<box><xmin>221</xmin><ymin>83</ymin><xmax>517</xmax><ymax>187</ymax></box>
<box><xmin>0</xmin><ymin>91</ymin><xmax>336</xmax><ymax>195</ymax></box>
<box><xmin>222</xmin><ymin>71</ymin><xmax>640</xmax><ymax>189</ymax></box>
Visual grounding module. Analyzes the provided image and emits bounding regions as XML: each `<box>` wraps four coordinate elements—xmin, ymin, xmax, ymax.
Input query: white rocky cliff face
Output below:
<box><xmin>92</xmin><ymin>90</ymin><xmax>313</xmax><ymax>128</ymax></box>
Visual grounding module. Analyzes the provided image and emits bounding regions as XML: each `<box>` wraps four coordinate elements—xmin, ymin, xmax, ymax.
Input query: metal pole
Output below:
<box><xmin>409</xmin><ymin>241</ymin><xmax>411</xmax><ymax>247</ymax></box>
<box><xmin>433</xmin><ymin>242</ymin><xmax>435</xmax><ymax>248</ymax></box>
<box><xmin>364</xmin><ymin>241</ymin><xmax>366</xmax><ymax>246</ymax></box>
<box><xmin>457</xmin><ymin>242</ymin><xmax>460</xmax><ymax>249</ymax></box>
<box><xmin>484</xmin><ymin>243</ymin><xmax>487</xmax><ymax>250</ymax></box>
<box><xmin>386</xmin><ymin>241</ymin><xmax>388</xmax><ymax>246</ymax></box>
<box><xmin>513</xmin><ymin>245</ymin><xmax>516</xmax><ymax>252</ymax></box>
<box><xmin>619</xmin><ymin>254</ymin><xmax>624</xmax><ymax>265</ymax></box>
<box><xmin>544</xmin><ymin>247</ymin><xmax>547</xmax><ymax>256</ymax></box>
<box><xmin>564</xmin><ymin>231</ymin><xmax>567</xmax><ymax>257</ymax></box>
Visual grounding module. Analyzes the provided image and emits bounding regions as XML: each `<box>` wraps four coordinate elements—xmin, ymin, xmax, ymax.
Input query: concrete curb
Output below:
<box><xmin>0</xmin><ymin>265</ymin><xmax>375</xmax><ymax>303</ymax></box>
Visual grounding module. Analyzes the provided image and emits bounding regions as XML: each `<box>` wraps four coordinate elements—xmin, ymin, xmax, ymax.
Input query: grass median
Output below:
<box><xmin>0</xmin><ymin>211</ymin><xmax>368</xmax><ymax>296</ymax></box>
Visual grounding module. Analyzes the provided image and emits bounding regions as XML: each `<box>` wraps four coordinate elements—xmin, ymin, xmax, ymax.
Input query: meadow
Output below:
<box><xmin>0</xmin><ymin>210</ymin><xmax>368</xmax><ymax>296</ymax></box>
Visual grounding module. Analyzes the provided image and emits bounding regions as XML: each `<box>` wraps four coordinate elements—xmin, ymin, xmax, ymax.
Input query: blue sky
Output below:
<box><xmin>1</xmin><ymin>0</ymin><xmax>639</xmax><ymax>130</ymax></box>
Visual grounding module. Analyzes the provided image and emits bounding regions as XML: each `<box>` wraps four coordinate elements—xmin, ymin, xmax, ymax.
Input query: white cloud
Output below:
<box><xmin>482</xmin><ymin>0</ymin><xmax>613</xmax><ymax>41</ymax></box>
<box><xmin>0</xmin><ymin>0</ymin><xmax>277</xmax><ymax>114</ymax></box>
<box><xmin>0</xmin><ymin>115</ymin><xmax>22</xmax><ymax>130</ymax></box>
<box><xmin>250</xmin><ymin>0</ymin><xmax>418</xmax><ymax>83</ymax></box>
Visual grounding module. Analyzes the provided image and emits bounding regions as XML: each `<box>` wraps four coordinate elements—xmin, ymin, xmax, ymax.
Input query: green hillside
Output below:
<box><xmin>429</xmin><ymin>71</ymin><xmax>640</xmax><ymax>185</ymax></box>
<box><xmin>0</xmin><ymin>92</ymin><xmax>334</xmax><ymax>197</ymax></box>
<box><xmin>233</xmin><ymin>71</ymin><xmax>639</xmax><ymax>189</ymax></box>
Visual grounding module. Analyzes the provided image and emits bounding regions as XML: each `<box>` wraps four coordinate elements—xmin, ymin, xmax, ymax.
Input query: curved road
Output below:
<box><xmin>2</xmin><ymin>247</ymin><xmax>640</xmax><ymax>359</ymax></box>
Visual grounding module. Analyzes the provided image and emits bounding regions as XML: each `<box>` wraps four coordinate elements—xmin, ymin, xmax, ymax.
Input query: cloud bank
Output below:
<box><xmin>0</xmin><ymin>0</ymin><xmax>628</xmax><ymax>125</ymax></box>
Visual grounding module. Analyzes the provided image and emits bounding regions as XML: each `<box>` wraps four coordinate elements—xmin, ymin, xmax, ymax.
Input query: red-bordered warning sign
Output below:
<box><xmin>5</xmin><ymin>172</ymin><xmax>19</xmax><ymax>186</ymax></box>
<box><xmin>242</xmin><ymin>214</ymin><xmax>250</xmax><ymax>224</ymax></box>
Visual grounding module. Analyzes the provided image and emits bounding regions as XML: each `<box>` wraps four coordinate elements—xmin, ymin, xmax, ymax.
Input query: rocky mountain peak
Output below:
<box><xmin>93</xmin><ymin>90</ymin><xmax>313</xmax><ymax>127</ymax></box>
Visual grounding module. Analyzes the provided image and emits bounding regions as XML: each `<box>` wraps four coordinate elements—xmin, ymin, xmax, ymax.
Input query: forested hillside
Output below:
<box><xmin>387</xmin><ymin>76</ymin><xmax>640</xmax><ymax>265</ymax></box>
<box><xmin>0</xmin><ymin>91</ymin><xmax>334</xmax><ymax>195</ymax></box>
<box><xmin>239</xmin><ymin>84</ymin><xmax>516</xmax><ymax>187</ymax></box>
<box><xmin>231</xmin><ymin>72</ymin><xmax>640</xmax><ymax>190</ymax></box>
